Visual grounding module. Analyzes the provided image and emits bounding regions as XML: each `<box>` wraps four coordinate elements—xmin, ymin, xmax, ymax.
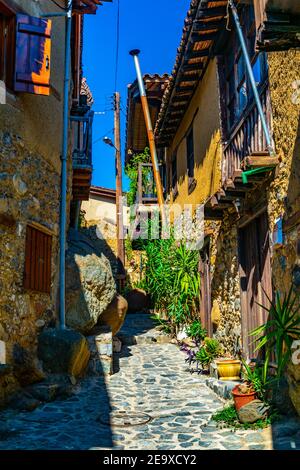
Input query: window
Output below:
<box><xmin>0</xmin><ymin>3</ymin><xmax>15</xmax><ymax>89</ymax></box>
<box><xmin>24</xmin><ymin>225</ymin><xmax>52</xmax><ymax>294</ymax></box>
<box><xmin>186</xmin><ymin>127</ymin><xmax>194</xmax><ymax>180</ymax></box>
<box><xmin>223</xmin><ymin>5</ymin><xmax>268</xmax><ymax>133</ymax></box>
<box><xmin>171</xmin><ymin>151</ymin><xmax>178</xmax><ymax>197</ymax></box>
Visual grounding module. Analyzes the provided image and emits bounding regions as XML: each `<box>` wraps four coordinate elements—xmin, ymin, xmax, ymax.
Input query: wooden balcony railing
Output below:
<box><xmin>222</xmin><ymin>83</ymin><xmax>272</xmax><ymax>184</ymax></box>
<box><xmin>71</xmin><ymin>110</ymin><xmax>94</xmax><ymax>170</ymax></box>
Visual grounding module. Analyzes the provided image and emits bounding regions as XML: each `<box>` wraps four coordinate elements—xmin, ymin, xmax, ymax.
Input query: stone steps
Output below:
<box><xmin>117</xmin><ymin>313</ymin><xmax>172</xmax><ymax>346</ymax></box>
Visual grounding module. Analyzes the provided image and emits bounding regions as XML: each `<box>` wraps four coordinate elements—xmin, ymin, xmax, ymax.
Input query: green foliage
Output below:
<box><xmin>150</xmin><ymin>314</ymin><xmax>172</xmax><ymax>335</ymax></box>
<box><xmin>250</xmin><ymin>287</ymin><xmax>300</xmax><ymax>377</ymax></box>
<box><xmin>186</xmin><ymin>320</ymin><xmax>207</xmax><ymax>342</ymax></box>
<box><xmin>125</xmin><ymin>147</ymin><xmax>151</xmax><ymax>207</ymax></box>
<box><xmin>196</xmin><ymin>338</ymin><xmax>222</xmax><ymax>367</ymax></box>
<box><xmin>143</xmin><ymin>235</ymin><xmax>201</xmax><ymax>328</ymax></box>
<box><xmin>241</xmin><ymin>357</ymin><xmax>276</xmax><ymax>402</ymax></box>
<box><xmin>212</xmin><ymin>405</ymin><xmax>278</xmax><ymax>431</ymax></box>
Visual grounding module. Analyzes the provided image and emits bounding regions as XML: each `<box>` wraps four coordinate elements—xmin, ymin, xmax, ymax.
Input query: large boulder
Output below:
<box><xmin>38</xmin><ymin>328</ymin><xmax>90</xmax><ymax>378</ymax></box>
<box><xmin>238</xmin><ymin>399</ymin><xmax>269</xmax><ymax>424</ymax></box>
<box><xmin>98</xmin><ymin>294</ymin><xmax>128</xmax><ymax>336</ymax></box>
<box><xmin>66</xmin><ymin>229</ymin><xmax>117</xmax><ymax>333</ymax></box>
<box><xmin>127</xmin><ymin>288</ymin><xmax>150</xmax><ymax>313</ymax></box>
<box><xmin>12</xmin><ymin>344</ymin><xmax>45</xmax><ymax>386</ymax></box>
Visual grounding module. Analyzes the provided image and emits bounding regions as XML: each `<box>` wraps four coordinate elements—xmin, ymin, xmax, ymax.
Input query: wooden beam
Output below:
<box><xmin>182</xmin><ymin>63</ymin><xmax>204</xmax><ymax>72</ymax></box>
<box><xmin>185</xmin><ymin>49</ymin><xmax>210</xmax><ymax>60</ymax></box>
<box><xmin>196</xmin><ymin>7</ymin><xmax>227</xmax><ymax>19</ymax></box>
<box><xmin>176</xmin><ymin>85</ymin><xmax>195</xmax><ymax>92</ymax></box>
<box><xmin>240</xmin><ymin>155</ymin><xmax>279</xmax><ymax>170</ymax></box>
<box><xmin>191</xmin><ymin>32</ymin><xmax>219</xmax><ymax>42</ymax></box>
<box><xmin>193</xmin><ymin>20</ymin><xmax>225</xmax><ymax>32</ymax></box>
<box><xmin>179</xmin><ymin>74</ymin><xmax>200</xmax><ymax>82</ymax></box>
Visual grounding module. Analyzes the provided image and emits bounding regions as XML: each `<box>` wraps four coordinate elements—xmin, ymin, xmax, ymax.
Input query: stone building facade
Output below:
<box><xmin>127</xmin><ymin>0</ymin><xmax>300</xmax><ymax>413</ymax></box>
<box><xmin>0</xmin><ymin>0</ymin><xmax>66</xmax><ymax>404</ymax></box>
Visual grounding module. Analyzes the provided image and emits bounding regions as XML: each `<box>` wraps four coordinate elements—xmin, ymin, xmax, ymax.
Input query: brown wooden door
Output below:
<box><xmin>199</xmin><ymin>242</ymin><xmax>212</xmax><ymax>336</ymax></box>
<box><xmin>238</xmin><ymin>212</ymin><xmax>272</xmax><ymax>359</ymax></box>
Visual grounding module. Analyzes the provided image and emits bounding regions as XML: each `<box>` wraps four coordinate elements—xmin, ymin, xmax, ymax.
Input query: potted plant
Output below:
<box><xmin>196</xmin><ymin>337</ymin><xmax>222</xmax><ymax>371</ymax></box>
<box><xmin>215</xmin><ymin>357</ymin><xmax>242</xmax><ymax>381</ymax></box>
<box><xmin>232</xmin><ymin>360</ymin><xmax>258</xmax><ymax>411</ymax></box>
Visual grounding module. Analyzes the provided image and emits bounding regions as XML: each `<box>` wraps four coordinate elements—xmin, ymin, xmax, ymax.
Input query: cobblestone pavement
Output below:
<box><xmin>0</xmin><ymin>340</ymin><xmax>300</xmax><ymax>450</ymax></box>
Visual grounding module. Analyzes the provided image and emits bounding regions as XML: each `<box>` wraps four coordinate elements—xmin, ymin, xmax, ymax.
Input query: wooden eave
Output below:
<box><xmin>155</xmin><ymin>0</ymin><xmax>234</xmax><ymax>147</ymax></box>
<box><xmin>125</xmin><ymin>74</ymin><xmax>170</xmax><ymax>164</ymax></box>
<box><xmin>73</xmin><ymin>0</ymin><xmax>112</xmax><ymax>15</ymax></box>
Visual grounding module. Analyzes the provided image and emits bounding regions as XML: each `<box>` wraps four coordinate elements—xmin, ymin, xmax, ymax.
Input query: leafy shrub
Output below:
<box><xmin>212</xmin><ymin>405</ymin><xmax>278</xmax><ymax>431</ymax></box>
<box><xmin>250</xmin><ymin>286</ymin><xmax>300</xmax><ymax>378</ymax></box>
<box><xmin>196</xmin><ymin>338</ymin><xmax>222</xmax><ymax>367</ymax></box>
<box><xmin>186</xmin><ymin>320</ymin><xmax>207</xmax><ymax>342</ymax></box>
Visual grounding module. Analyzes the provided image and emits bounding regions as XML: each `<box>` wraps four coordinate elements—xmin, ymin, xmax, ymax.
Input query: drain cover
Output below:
<box><xmin>99</xmin><ymin>411</ymin><xmax>152</xmax><ymax>427</ymax></box>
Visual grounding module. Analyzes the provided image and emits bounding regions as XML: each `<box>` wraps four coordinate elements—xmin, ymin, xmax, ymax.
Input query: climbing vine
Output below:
<box><xmin>125</xmin><ymin>147</ymin><xmax>151</xmax><ymax>207</ymax></box>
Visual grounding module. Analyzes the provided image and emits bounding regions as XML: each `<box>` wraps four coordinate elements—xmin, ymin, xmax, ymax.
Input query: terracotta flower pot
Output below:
<box><xmin>232</xmin><ymin>385</ymin><xmax>257</xmax><ymax>411</ymax></box>
<box><xmin>215</xmin><ymin>359</ymin><xmax>241</xmax><ymax>381</ymax></box>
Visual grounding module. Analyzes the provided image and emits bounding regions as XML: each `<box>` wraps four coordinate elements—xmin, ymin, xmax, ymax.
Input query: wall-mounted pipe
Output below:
<box><xmin>229</xmin><ymin>0</ymin><xmax>275</xmax><ymax>156</ymax></box>
<box><xmin>59</xmin><ymin>0</ymin><xmax>73</xmax><ymax>330</ymax></box>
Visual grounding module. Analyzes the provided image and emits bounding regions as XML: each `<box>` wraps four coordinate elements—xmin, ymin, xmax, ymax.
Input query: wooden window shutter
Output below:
<box><xmin>14</xmin><ymin>14</ymin><xmax>52</xmax><ymax>96</ymax></box>
<box><xmin>24</xmin><ymin>225</ymin><xmax>52</xmax><ymax>294</ymax></box>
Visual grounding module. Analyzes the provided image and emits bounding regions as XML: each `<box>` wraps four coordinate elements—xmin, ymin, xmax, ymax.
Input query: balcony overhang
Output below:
<box><xmin>73</xmin><ymin>0</ymin><xmax>112</xmax><ymax>15</ymax></box>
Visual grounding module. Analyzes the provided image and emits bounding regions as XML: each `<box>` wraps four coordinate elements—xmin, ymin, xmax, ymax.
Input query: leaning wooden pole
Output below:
<box><xmin>129</xmin><ymin>49</ymin><xmax>167</xmax><ymax>228</ymax></box>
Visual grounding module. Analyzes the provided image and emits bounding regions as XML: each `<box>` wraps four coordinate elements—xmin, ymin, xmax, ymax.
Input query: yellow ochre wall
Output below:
<box><xmin>167</xmin><ymin>59</ymin><xmax>222</xmax><ymax>210</ymax></box>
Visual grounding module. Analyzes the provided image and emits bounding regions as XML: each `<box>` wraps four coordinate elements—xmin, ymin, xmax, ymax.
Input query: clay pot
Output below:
<box><xmin>232</xmin><ymin>385</ymin><xmax>257</xmax><ymax>411</ymax></box>
<box><xmin>215</xmin><ymin>359</ymin><xmax>241</xmax><ymax>381</ymax></box>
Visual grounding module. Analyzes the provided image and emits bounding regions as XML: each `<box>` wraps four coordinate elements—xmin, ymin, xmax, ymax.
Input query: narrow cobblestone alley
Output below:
<box><xmin>1</xmin><ymin>314</ymin><xmax>299</xmax><ymax>451</ymax></box>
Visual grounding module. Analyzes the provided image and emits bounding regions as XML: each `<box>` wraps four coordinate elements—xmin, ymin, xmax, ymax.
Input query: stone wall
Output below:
<box><xmin>0</xmin><ymin>132</ymin><xmax>64</xmax><ymax>402</ymax></box>
<box><xmin>207</xmin><ymin>214</ymin><xmax>242</xmax><ymax>356</ymax></box>
<box><xmin>267</xmin><ymin>49</ymin><xmax>300</xmax><ymax>416</ymax></box>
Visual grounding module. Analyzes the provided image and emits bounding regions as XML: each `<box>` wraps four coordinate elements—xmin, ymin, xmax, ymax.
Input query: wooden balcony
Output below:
<box><xmin>137</xmin><ymin>163</ymin><xmax>158</xmax><ymax>206</ymax></box>
<box><xmin>254</xmin><ymin>0</ymin><xmax>300</xmax><ymax>51</ymax></box>
<box><xmin>71</xmin><ymin>109</ymin><xmax>94</xmax><ymax>201</ymax></box>
<box><xmin>205</xmin><ymin>84</ymin><xmax>279</xmax><ymax>220</ymax></box>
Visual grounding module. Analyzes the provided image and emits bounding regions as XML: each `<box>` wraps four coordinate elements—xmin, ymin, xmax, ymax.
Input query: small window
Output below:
<box><xmin>171</xmin><ymin>151</ymin><xmax>178</xmax><ymax>197</ymax></box>
<box><xmin>0</xmin><ymin>3</ymin><xmax>15</xmax><ymax>89</ymax></box>
<box><xmin>24</xmin><ymin>225</ymin><xmax>52</xmax><ymax>294</ymax></box>
<box><xmin>186</xmin><ymin>127</ymin><xmax>194</xmax><ymax>180</ymax></box>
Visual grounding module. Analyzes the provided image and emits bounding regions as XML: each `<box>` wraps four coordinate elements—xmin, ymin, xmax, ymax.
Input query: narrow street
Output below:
<box><xmin>0</xmin><ymin>314</ymin><xmax>299</xmax><ymax>451</ymax></box>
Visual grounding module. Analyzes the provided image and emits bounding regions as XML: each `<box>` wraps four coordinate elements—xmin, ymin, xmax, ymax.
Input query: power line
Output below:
<box><xmin>114</xmin><ymin>0</ymin><xmax>120</xmax><ymax>92</ymax></box>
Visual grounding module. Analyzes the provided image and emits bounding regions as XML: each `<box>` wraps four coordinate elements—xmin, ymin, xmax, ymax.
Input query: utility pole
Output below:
<box><xmin>114</xmin><ymin>92</ymin><xmax>125</xmax><ymax>289</ymax></box>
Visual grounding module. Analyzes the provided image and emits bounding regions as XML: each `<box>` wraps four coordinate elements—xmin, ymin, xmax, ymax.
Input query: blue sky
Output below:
<box><xmin>83</xmin><ymin>0</ymin><xmax>190</xmax><ymax>190</ymax></box>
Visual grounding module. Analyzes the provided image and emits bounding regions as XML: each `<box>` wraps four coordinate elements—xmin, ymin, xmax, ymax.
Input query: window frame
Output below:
<box><xmin>24</xmin><ymin>224</ymin><xmax>52</xmax><ymax>295</ymax></box>
<box><xmin>0</xmin><ymin>1</ymin><xmax>16</xmax><ymax>91</ymax></box>
<box><xmin>223</xmin><ymin>5</ymin><xmax>268</xmax><ymax>136</ymax></box>
<box><xmin>171</xmin><ymin>150</ymin><xmax>178</xmax><ymax>199</ymax></box>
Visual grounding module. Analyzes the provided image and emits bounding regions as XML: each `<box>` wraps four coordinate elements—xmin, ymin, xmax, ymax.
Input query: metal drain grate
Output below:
<box><xmin>99</xmin><ymin>411</ymin><xmax>152</xmax><ymax>427</ymax></box>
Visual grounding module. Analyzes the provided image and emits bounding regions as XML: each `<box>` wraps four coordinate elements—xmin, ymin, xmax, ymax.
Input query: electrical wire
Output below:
<box><xmin>114</xmin><ymin>0</ymin><xmax>120</xmax><ymax>92</ymax></box>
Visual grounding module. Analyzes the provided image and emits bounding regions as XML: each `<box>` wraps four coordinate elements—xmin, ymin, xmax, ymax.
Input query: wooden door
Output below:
<box><xmin>238</xmin><ymin>212</ymin><xmax>272</xmax><ymax>359</ymax></box>
<box><xmin>199</xmin><ymin>241</ymin><xmax>212</xmax><ymax>336</ymax></box>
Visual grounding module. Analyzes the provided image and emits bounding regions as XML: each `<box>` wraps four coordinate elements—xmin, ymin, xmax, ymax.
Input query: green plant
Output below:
<box><xmin>125</xmin><ymin>147</ymin><xmax>151</xmax><ymax>207</ymax></box>
<box><xmin>196</xmin><ymin>337</ymin><xmax>222</xmax><ymax>367</ymax></box>
<box><xmin>212</xmin><ymin>405</ymin><xmax>279</xmax><ymax>431</ymax></box>
<box><xmin>186</xmin><ymin>320</ymin><xmax>207</xmax><ymax>342</ymax></box>
<box><xmin>250</xmin><ymin>287</ymin><xmax>300</xmax><ymax>377</ymax></box>
<box><xmin>240</xmin><ymin>357</ymin><xmax>277</xmax><ymax>402</ymax></box>
<box><xmin>150</xmin><ymin>314</ymin><xmax>172</xmax><ymax>335</ymax></box>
